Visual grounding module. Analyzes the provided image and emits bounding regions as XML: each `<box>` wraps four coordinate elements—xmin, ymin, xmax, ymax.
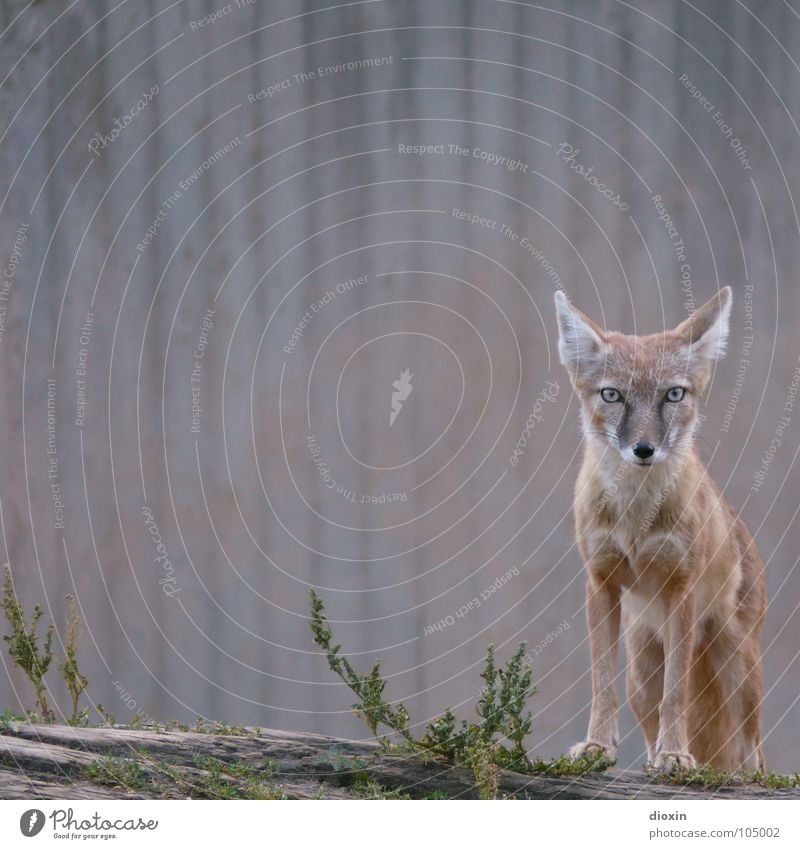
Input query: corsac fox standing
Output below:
<box><xmin>555</xmin><ymin>286</ymin><xmax>765</xmax><ymax>773</ymax></box>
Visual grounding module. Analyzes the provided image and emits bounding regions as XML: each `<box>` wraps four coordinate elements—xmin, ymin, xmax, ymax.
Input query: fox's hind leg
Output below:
<box><xmin>625</xmin><ymin>622</ymin><xmax>664</xmax><ymax>765</ymax></box>
<box><xmin>739</xmin><ymin>638</ymin><xmax>765</xmax><ymax>771</ymax></box>
<box><xmin>687</xmin><ymin>620</ymin><xmax>740</xmax><ymax>769</ymax></box>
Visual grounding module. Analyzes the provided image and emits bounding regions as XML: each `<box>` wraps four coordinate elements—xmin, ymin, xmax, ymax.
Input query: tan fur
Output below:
<box><xmin>555</xmin><ymin>288</ymin><xmax>766</xmax><ymax>773</ymax></box>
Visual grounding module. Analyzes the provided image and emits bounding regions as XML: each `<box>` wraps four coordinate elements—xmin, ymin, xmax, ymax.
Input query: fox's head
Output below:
<box><xmin>554</xmin><ymin>287</ymin><xmax>731</xmax><ymax>468</ymax></box>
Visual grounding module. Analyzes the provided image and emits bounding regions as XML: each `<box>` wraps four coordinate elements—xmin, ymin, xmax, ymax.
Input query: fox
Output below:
<box><xmin>555</xmin><ymin>286</ymin><xmax>766</xmax><ymax>774</ymax></box>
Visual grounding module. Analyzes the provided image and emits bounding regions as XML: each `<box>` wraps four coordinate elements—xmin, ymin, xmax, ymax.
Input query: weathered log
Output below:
<box><xmin>1</xmin><ymin>723</ymin><xmax>798</xmax><ymax>800</ymax></box>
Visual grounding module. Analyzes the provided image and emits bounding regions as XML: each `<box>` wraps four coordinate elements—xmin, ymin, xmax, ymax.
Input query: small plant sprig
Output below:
<box><xmin>529</xmin><ymin>751</ymin><xmax>615</xmax><ymax>776</ymax></box>
<box><xmin>477</xmin><ymin>644</ymin><xmax>534</xmax><ymax>768</ymax></box>
<box><xmin>95</xmin><ymin>704</ymin><xmax>116</xmax><ymax>727</ymax></box>
<box><xmin>59</xmin><ymin>594</ymin><xmax>89</xmax><ymax>725</ymax></box>
<box><xmin>309</xmin><ymin>589</ymin><xmax>547</xmax><ymax>796</ymax></box>
<box><xmin>2</xmin><ymin>566</ymin><xmax>93</xmax><ymax>725</ymax></box>
<box><xmin>309</xmin><ymin>589</ymin><xmax>413</xmax><ymax>744</ymax></box>
<box><xmin>1</xmin><ymin>565</ymin><xmax>54</xmax><ymax>720</ymax></box>
<box><xmin>420</xmin><ymin>644</ymin><xmax>535</xmax><ymax>773</ymax></box>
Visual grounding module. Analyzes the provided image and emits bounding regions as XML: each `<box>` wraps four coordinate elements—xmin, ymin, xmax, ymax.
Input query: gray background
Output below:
<box><xmin>1</xmin><ymin>0</ymin><xmax>799</xmax><ymax>773</ymax></box>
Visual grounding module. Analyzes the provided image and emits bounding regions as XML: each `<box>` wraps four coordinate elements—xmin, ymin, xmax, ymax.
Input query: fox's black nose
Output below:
<box><xmin>633</xmin><ymin>441</ymin><xmax>655</xmax><ymax>460</ymax></box>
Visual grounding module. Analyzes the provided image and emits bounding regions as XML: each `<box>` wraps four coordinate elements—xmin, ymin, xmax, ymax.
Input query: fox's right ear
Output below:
<box><xmin>554</xmin><ymin>290</ymin><xmax>606</xmax><ymax>379</ymax></box>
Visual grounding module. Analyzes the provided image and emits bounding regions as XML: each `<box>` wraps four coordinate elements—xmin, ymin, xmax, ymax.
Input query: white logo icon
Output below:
<box><xmin>389</xmin><ymin>368</ymin><xmax>413</xmax><ymax>426</ymax></box>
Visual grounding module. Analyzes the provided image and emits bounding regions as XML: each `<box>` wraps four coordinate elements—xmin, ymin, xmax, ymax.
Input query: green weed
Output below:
<box><xmin>2</xmin><ymin>565</ymin><xmax>54</xmax><ymax>720</ymax></box>
<box><xmin>352</xmin><ymin>777</ymin><xmax>411</xmax><ymax>799</ymax></box>
<box><xmin>309</xmin><ymin>588</ymin><xmax>583</xmax><ymax>799</ymax></box>
<box><xmin>652</xmin><ymin>763</ymin><xmax>800</xmax><ymax>790</ymax></box>
<box><xmin>83</xmin><ymin>753</ymin><xmax>286</xmax><ymax>800</ymax></box>
<box><xmin>59</xmin><ymin>595</ymin><xmax>88</xmax><ymax>725</ymax></box>
<box><xmin>530</xmin><ymin>751</ymin><xmax>615</xmax><ymax>776</ymax></box>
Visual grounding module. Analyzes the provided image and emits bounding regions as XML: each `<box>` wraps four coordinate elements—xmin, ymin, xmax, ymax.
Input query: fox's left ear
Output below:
<box><xmin>674</xmin><ymin>286</ymin><xmax>732</xmax><ymax>361</ymax></box>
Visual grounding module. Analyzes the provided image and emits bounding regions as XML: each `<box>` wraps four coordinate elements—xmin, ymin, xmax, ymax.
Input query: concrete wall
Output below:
<box><xmin>1</xmin><ymin>0</ymin><xmax>799</xmax><ymax>771</ymax></box>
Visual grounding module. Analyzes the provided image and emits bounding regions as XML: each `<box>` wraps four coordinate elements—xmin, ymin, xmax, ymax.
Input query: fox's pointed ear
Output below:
<box><xmin>554</xmin><ymin>290</ymin><xmax>606</xmax><ymax>378</ymax></box>
<box><xmin>674</xmin><ymin>286</ymin><xmax>732</xmax><ymax>361</ymax></box>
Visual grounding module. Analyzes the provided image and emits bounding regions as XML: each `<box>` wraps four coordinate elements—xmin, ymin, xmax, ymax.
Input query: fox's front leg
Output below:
<box><xmin>653</xmin><ymin>587</ymin><xmax>697</xmax><ymax>773</ymax></box>
<box><xmin>570</xmin><ymin>569</ymin><xmax>621</xmax><ymax>762</ymax></box>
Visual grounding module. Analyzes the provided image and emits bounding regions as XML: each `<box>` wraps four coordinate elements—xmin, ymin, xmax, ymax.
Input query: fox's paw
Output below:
<box><xmin>568</xmin><ymin>741</ymin><xmax>617</xmax><ymax>763</ymax></box>
<box><xmin>651</xmin><ymin>751</ymin><xmax>696</xmax><ymax>774</ymax></box>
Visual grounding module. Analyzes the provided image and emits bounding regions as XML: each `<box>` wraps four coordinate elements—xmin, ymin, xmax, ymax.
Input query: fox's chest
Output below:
<box><xmin>580</xmin><ymin>523</ymin><xmax>688</xmax><ymax>579</ymax></box>
<box><xmin>581</xmin><ymin>524</ymin><xmax>694</xmax><ymax>637</ymax></box>
<box><xmin>581</xmin><ymin>462</ymin><xmax>685</xmax><ymax>554</ymax></box>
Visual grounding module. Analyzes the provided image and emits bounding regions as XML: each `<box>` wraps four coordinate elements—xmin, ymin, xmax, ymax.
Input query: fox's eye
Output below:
<box><xmin>665</xmin><ymin>386</ymin><xmax>685</xmax><ymax>403</ymax></box>
<box><xmin>600</xmin><ymin>388</ymin><xmax>622</xmax><ymax>403</ymax></box>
